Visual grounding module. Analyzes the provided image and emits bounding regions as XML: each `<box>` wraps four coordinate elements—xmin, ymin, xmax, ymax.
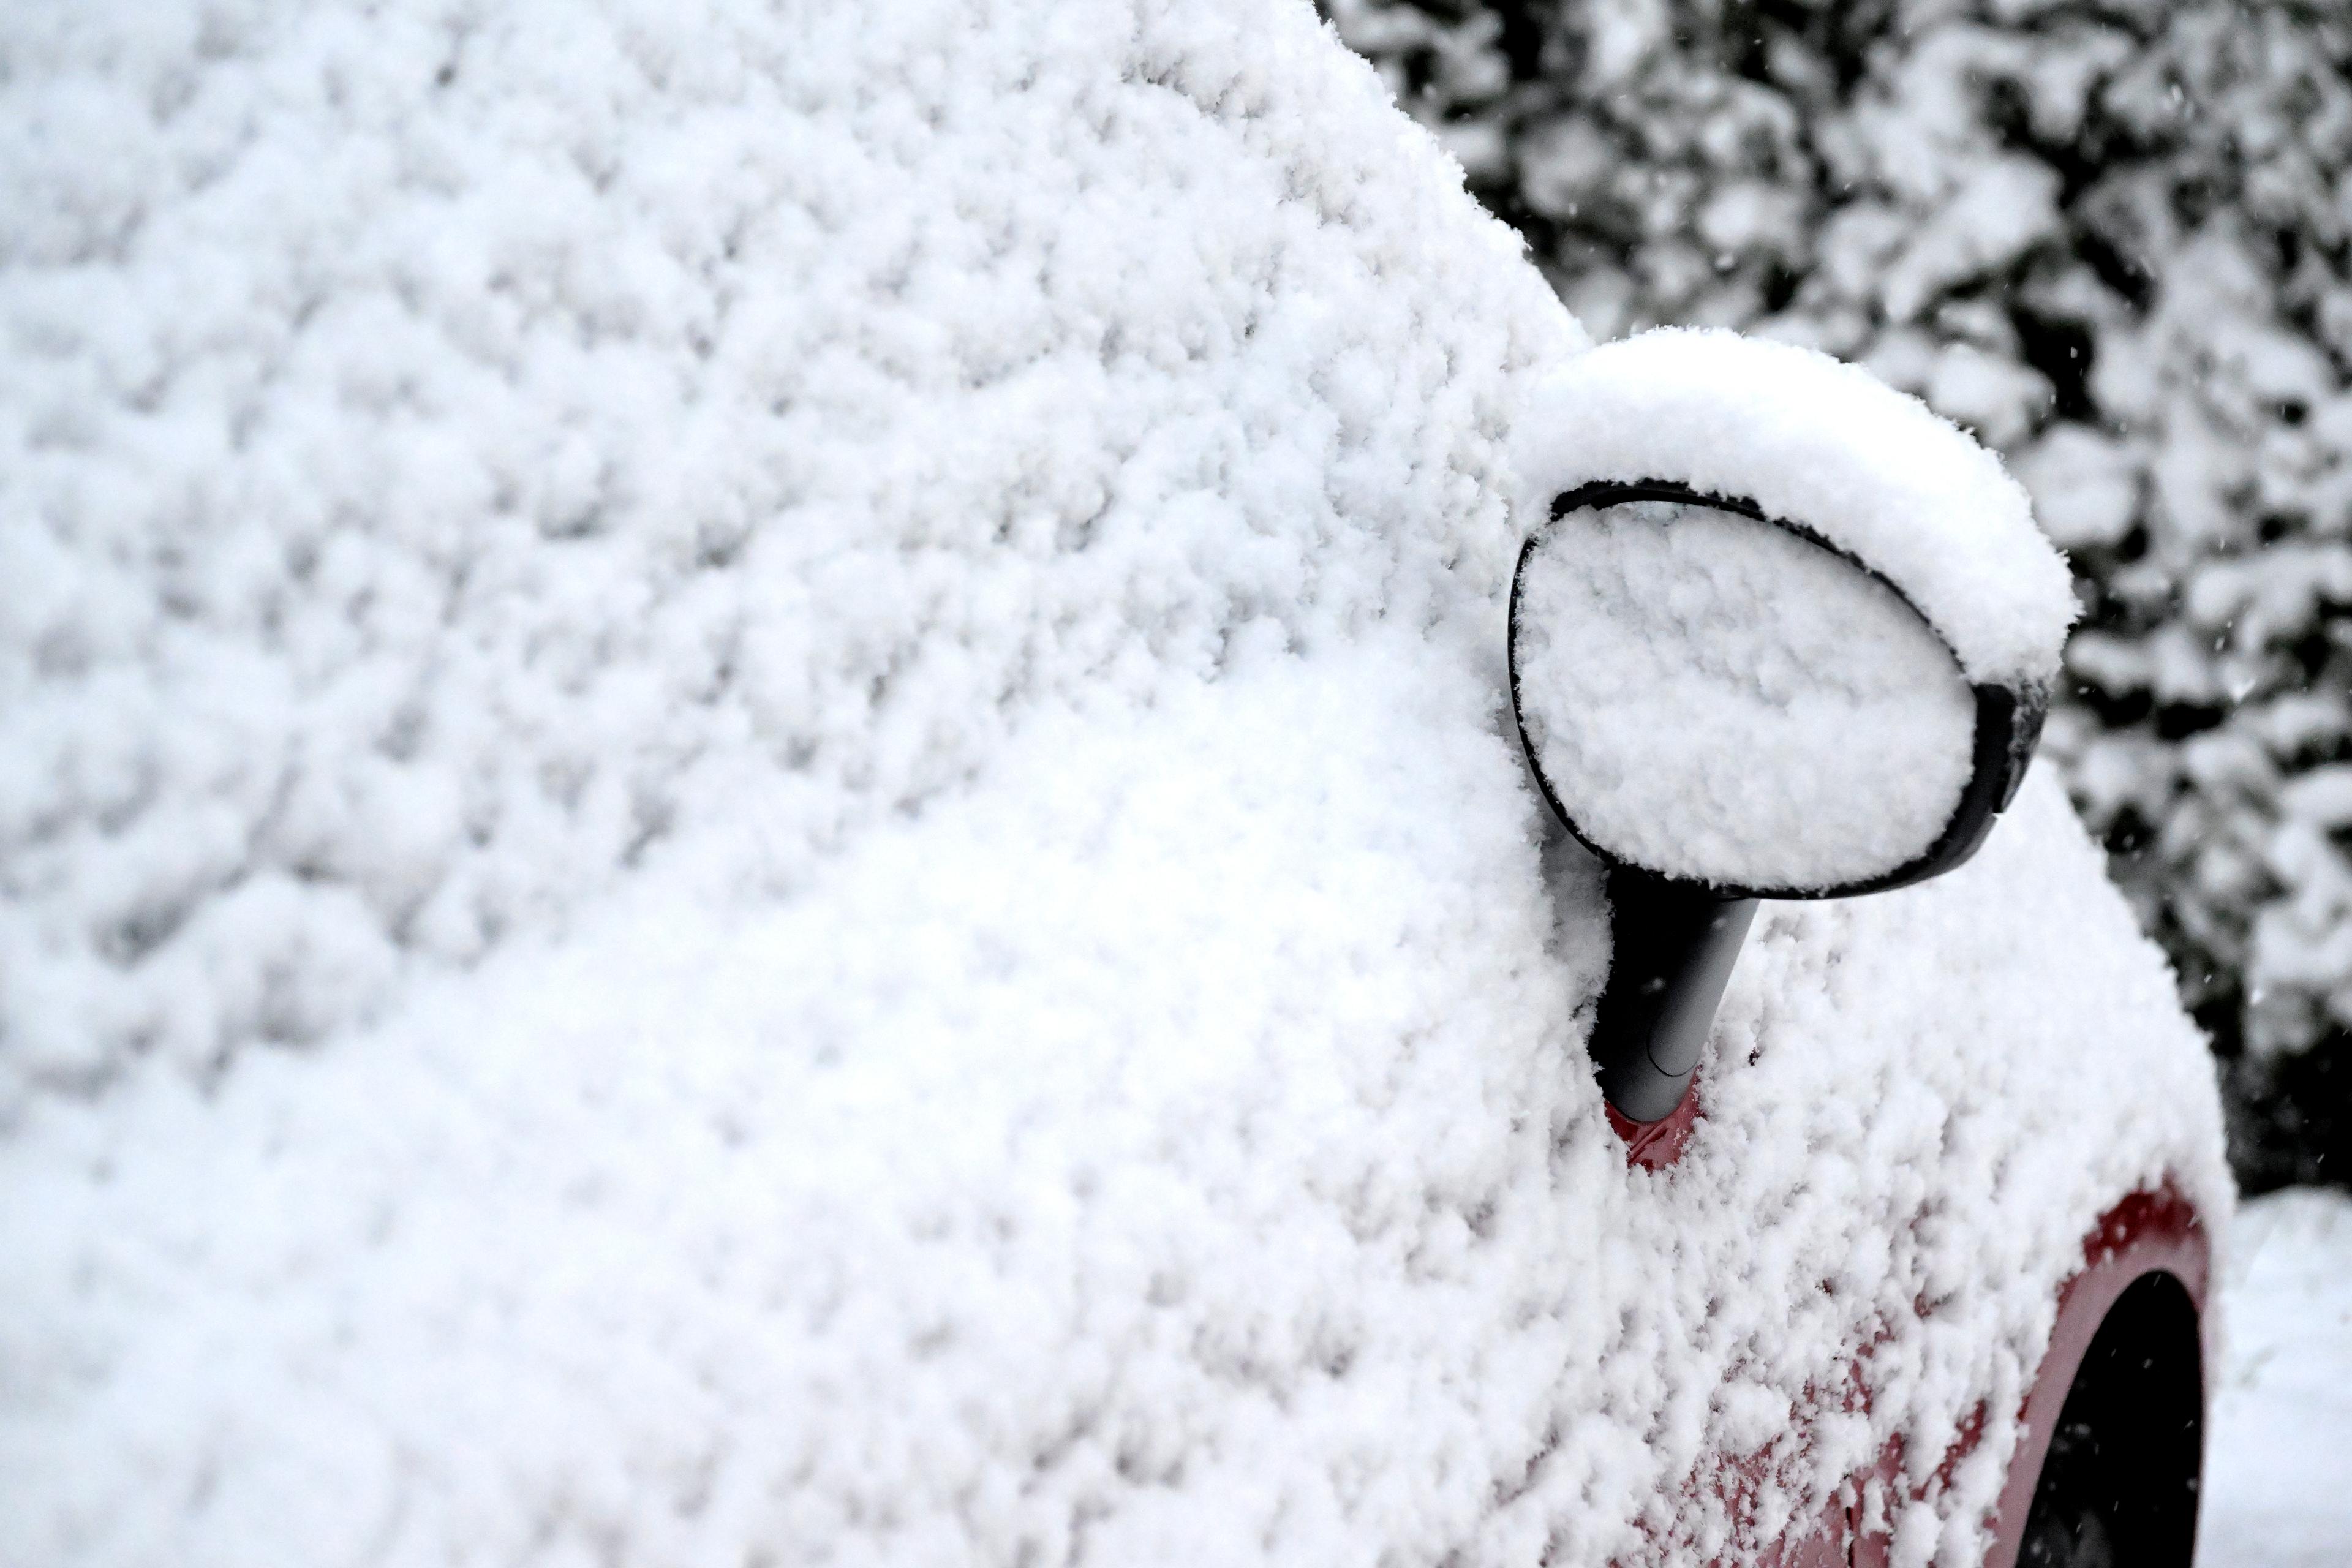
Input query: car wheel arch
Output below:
<box><xmin>1983</xmin><ymin>1187</ymin><xmax>2210</xmax><ymax>1568</ymax></box>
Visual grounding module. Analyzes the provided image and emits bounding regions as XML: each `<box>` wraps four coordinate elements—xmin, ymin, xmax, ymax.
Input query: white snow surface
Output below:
<box><xmin>0</xmin><ymin>2</ymin><xmax>2228</xmax><ymax>1566</ymax></box>
<box><xmin>2198</xmin><ymin>1187</ymin><xmax>2352</xmax><ymax>1568</ymax></box>
<box><xmin>1513</xmin><ymin>499</ymin><xmax>1976</xmax><ymax>891</ymax></box>
<box><xmin>0</xmin><ymin>0</ymin><xmax>1571</xmax><ymax>1112</ymax></box>
<box><xmin>1515</xmin><ymin>328</ymin><xmax>2079</xmax><ymax>692</ymax></box>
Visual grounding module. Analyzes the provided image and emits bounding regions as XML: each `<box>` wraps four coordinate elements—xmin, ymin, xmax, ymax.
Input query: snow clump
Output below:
<box><xmin>1515</xmin><ymin>328</ymin><xmax>2078</xmax><ymax>691</ymax></box>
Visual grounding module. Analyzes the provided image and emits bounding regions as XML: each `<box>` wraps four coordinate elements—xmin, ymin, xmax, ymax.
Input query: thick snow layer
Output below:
<box><xmin>1515</xmin><ymin>329</ymin><xmax>2078</xmax><ymax>692</ymax></box>
<box><xmin>1513</xmin><ymin>498</ymin><xmax>1976</xmax><ymax>891</ymax></box>
<box><xmin>0</xmin><ymin>0</ymin><xmax>1570</xmax><ymax>1115</ymax></box>
<box><xmin>0</xmin><ymin>699</ymin><xmax>2229</xmax><ymax>1567</ymax></box>
<box><xmin>0</xmin><ymin>2</ymin><xmax>2226</xmax><ymax>1565</ymax></box>
<box><xmin>2198</xmin><ymin>1188</ymin><xmax>2352</xmax><ymax>1568</ymax></box>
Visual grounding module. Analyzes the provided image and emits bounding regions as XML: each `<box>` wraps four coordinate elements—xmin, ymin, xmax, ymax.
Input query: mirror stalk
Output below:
<box><xmin>1591</xmin><ymin>869</ymin><xmax>1757</xmax><ymax>1126</ymax></box>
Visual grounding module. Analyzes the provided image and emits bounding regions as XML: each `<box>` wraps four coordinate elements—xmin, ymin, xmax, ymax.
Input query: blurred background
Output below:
<box><xmin>1329</xmin><ymin>0</ymin><xmax>2352</xmax><ymax>1196</ymax></box>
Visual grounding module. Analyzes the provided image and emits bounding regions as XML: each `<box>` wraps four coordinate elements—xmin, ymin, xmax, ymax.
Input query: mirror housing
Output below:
<box><xmin>1510</xmin><ymin>330</ymin><xmax>2075</xmax><ymax>1128</ymax></box>
<box><xmin>1510</xmin><ymin>481</ymin><xmax>2048</xmax><ymax>903</ymax></box>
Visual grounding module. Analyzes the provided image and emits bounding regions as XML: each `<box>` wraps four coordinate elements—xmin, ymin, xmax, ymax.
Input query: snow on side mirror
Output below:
<box><xmin>1512</xmin><ymin>487</ymin><xmax>2037</xmax><ymax>899</ymax></box>
<box><xmin>1511</xmin><ymin>330</ymin><xmax>2077</xmax><ymax>1128</ymax></box>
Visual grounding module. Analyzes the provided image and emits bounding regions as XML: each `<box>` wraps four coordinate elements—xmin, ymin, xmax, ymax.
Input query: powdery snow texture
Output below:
<box><xmin>0</xmin><ymin>2</ymin><xmax>2225</xmax><ymax>1566</ymax></box>
<box><xmin>2198</xmin><ymin>1188</ymin><xmax>2352</xmax><ymax>1568</ymax></box>
<box><xmin>1515</xmin><ymin>328</ymin><xmax>2079</xmax><ymax>692</ymax></box>
<box><xmin>1513</xmin><ymin>498</ymin><xmax>1976</xmax><ymax>891</ymax></box>
<box><xmin>0</xmin><ymin>0</ymin><xmax>1572</xmax><ymax>1118</ymax></box>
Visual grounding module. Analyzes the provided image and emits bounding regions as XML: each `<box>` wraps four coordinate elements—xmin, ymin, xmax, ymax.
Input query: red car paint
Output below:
<box><xmin>1797</xmin><ymin>1185</ymin><xmax>2204</xmax><ymax>1566</ymax></box>
<box><xmin>1970</xmin><ymin>1185</ymin><xmax>2209</xmax><ymax>1567</ymax></box>
<box><xmin>1610</xmin><ymin>1105</ymin><xmax>2210</xmax><ymax>1565</ymax></box>
<box><xmin>1604</xmin><ymin>1083</ymin><xmax>1702</xmax><ymax>1171</ymax></box>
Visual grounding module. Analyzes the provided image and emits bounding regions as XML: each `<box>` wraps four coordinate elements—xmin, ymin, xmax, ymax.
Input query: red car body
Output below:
<box><xmin>1620</xmin><ymin>1080</ymin><xmax>2212</xmax><ymax>1567</ymax></box>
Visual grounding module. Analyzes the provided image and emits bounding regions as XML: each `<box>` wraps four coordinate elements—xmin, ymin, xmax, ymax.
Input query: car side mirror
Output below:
<box><xmin>1509</xmin><ymin>330</ymin><xmax>2075</xmax><ymax>1127</ymax></box>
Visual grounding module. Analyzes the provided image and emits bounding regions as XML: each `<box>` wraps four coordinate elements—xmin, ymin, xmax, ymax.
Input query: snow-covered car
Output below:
<box><xmin>0</xmin><ymin>2</ymin><xmax>2226</xmax><ymax>1567</ymax></box>
<box><xmin>1498</xmin><ymin>333</ymin><xmax>2218</xmax><ymax>1567</ymax></box>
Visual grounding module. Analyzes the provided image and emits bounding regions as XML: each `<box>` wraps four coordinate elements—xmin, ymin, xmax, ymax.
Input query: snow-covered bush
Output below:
<box><xmin>1328</xmin><ymin>0</ymin><xmax>2352</xmax><ymax>1189</ymax></box>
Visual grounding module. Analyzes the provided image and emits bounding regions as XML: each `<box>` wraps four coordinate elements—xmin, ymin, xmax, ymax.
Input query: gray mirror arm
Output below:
<box><xmin>1589</xmin><ymin>870</ymin><xmax>1758</xmax><ymax>1125</ymax></box>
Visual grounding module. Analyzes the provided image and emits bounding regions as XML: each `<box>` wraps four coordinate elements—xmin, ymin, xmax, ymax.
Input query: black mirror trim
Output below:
<box><xmin>1509</xmin><ymin>480</ymin><xmax>2048</xmax><ymax>903</ymax></box>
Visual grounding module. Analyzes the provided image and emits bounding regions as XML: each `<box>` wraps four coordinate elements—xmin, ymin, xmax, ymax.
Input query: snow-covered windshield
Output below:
<box><xmin>1512</xmin><ymin>499</ymin><xmax>1977</xmax><ymax>892</ymax></box>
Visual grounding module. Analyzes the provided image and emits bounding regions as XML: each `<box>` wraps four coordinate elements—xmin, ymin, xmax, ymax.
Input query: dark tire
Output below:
<box><xmin>2015</xmin><ymin>1271</ymin><xmax>2202</xmax><ymax>1567</ymax></box>
<box><xmin>2017</xmin><ymin>1422</ymin><xmax>2118</xmax><ymax>1567</ymax></box>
